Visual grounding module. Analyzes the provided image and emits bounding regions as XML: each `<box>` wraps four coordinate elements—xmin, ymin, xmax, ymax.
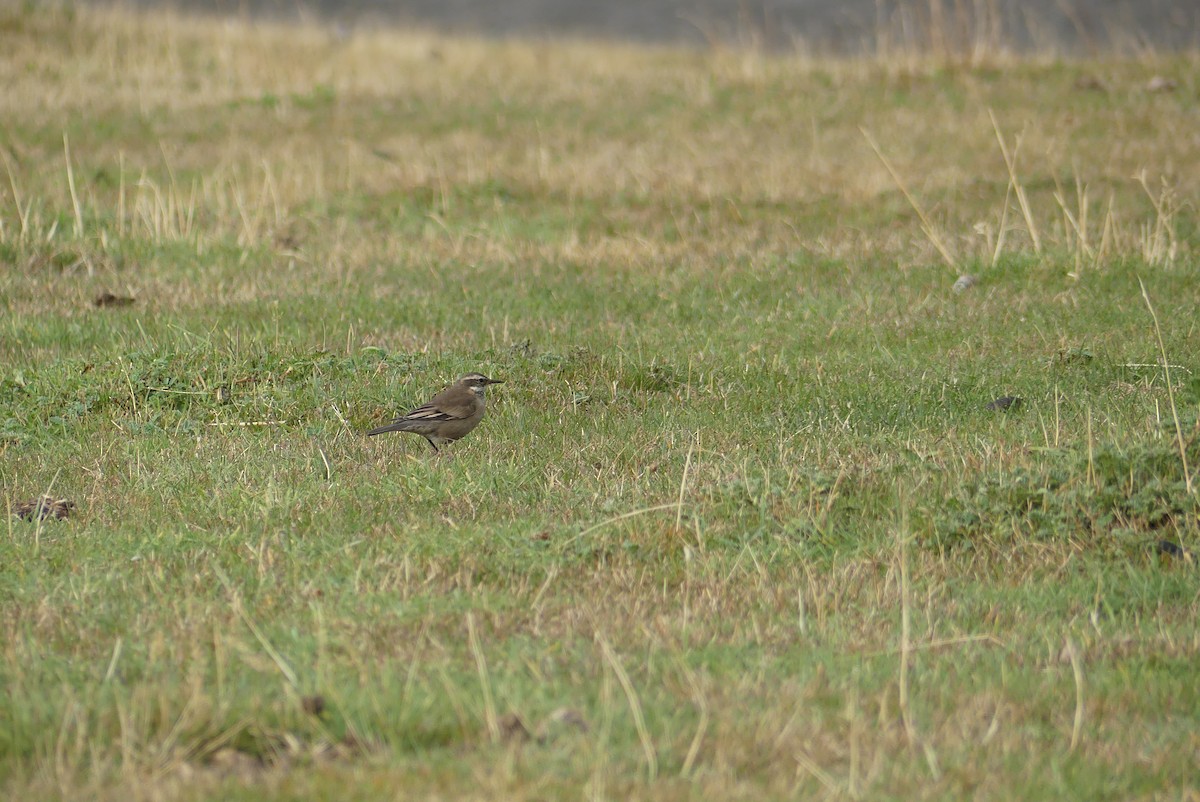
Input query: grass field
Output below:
<box><xmin>2</xmin><ymin>4</ymin><xmax>1199</xmax><ymax>800</ymax></box>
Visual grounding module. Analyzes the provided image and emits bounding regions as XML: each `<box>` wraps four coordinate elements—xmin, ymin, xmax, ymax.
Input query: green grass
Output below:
<box><xmin>1</xmin><ymin>4</ymin><xmax>1199</xmax><ymax>800</ymax></box>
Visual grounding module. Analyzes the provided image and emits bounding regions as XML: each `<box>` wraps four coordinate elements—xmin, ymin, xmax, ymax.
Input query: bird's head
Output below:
<box><xmin>458</xmin><ymin>372</ymin><xmax>504</xmax><ymax>396</ymax></box>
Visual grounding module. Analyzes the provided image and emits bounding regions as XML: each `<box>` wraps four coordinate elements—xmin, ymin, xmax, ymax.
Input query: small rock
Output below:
<box><xmin>208</xmin><ymin>747</ymin><xmax>263</xmax><ymax>780</ymax></box>
<box><xmin>12</xmin><ymin>496</ymin><xmax>75</xmax><ymax>521</ymax></box>
<box><xmin>985</xmin><ymin>396</ymin><xmax>1022</xmax><ymax>412</ymax></box>
<box><xmin>952</xmin><ymin>274</ymin><xmax>978</xmax><ymax>293</ymax></box>
<box><xmin>498</xmin><ymin>712</ymin><xmax>531</xmax><ymax>743</ymax></box>
<box><xmin>1145</xmin><ymin>75</ymin><xmax>1176</xmax><ymax>93</ymax></box>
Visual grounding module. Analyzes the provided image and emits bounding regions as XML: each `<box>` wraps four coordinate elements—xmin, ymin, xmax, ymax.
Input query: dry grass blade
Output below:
<box><xmin>1052</xmin><ymin>173</ymin><xmax>1094</xmax><ymax>274</ymax></box>
<box><xmin>317</xmin><ymin>445</ymin><xmax>333</xmax><ymax>481</ymax></box>
<box><xmin>675</xmin><ymin>436</ymin><xmax>695</xmax><ymax>533</ymax></box>
<box><xmin>1065</xmin><ymin>636</ymin><xmax>1085</xmax><ymax>753</ymax></box>
<box><xmin>598</xmin><ymin>635</ymin><xmax>657</xmax><ymax>781</ymax></box>
<box><xmin>860</xmin><ymin>127</ymin><xmax>957</xmax><ymax>271</ymax></box>
<box><xmin>102</xmin><ymin>637</ymin><xmax>123</xmax><ymax>684</ymax></box>
<box><xmin>2</xmin><ymin>149</ymin><xmax>30</xmax><ymax>240</ymax></box>
<box><xmin>864</xmin><ymin>634</ymin><xmax>1004</xmax><ymax>658</ymax></box>
<box><xmin>468</xmin><ymin>613</ymin><xmax>500</xmax><ymax>744</ymax></box>
<box><xmin>215</xmin><ymin>568</ymin><xmax>300</xmax><ymax>690</ymax></box>
<box><xmin>669</xmin><ymin>652</ymin><xmax>709</xmax><ymax>779</ymax></box>
<box><xmin>1135</xmin><ymin>171</ymin><xmax>1179</xmax><ymax>266</ymax></box>
<box><xmin>62</xmin><ymin>132</ymin><xmax>84</xmax><ymax>241</ymax></box>
<box><xmin>558</xmin><ymin>503</ymin><xmax>682</xmax><ymax>553</ymax></box>
<box><xmin>794</xmin><ymin>751</ymin><xmax>840</xmax><ymax>794</ymax></box>
<box><xmin>988</xmin><ymin>109</ymin><xmax>1041</xmax><ymax>253</ymax></box>
<box><xmin>1139</xmin><ymin>278</ymin><xmax>1193</xmax><ymax>496</ymax></box>
<box><xmin>32</xmin><ymin>468</ymin><xmax>64</xmax><ymax>547</ymax></box>
<box><xmin>896</xmin><ymin>510</ymin><xmax>941</xmax><ymax>780</ymax></box>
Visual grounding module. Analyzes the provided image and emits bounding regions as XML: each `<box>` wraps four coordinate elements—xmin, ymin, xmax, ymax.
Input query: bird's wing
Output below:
<box><xmin>393</xmin><ymin>402</ymin><xmax>457</xmax><ymax>424</ymax></box>
<box><xmin>400</xmin><ymin>389</ymin><xmax>479</xmax><ymax>423</ymax></box>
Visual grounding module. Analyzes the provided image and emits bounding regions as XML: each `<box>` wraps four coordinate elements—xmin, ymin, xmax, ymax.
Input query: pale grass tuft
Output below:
<box><xmin>1139</xmin><ymin>278</ymin><xmax>1193</xmax><ymax>496</ymax></box>
<box><xmin>988</xmin><ymin>108</ymin><xmax>1042</xmax><ymax>255</ymax></box>
<box><xmin>861</xmin><ymin>126</ymin><xmax>958</xmax><ymax>272</ymax></box>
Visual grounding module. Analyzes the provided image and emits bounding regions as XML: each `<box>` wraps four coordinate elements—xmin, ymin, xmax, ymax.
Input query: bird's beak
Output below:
<box><xmin>485</xmin><ymin>378</ymin><xmax>505</xmax><ymax>385</ymax></box>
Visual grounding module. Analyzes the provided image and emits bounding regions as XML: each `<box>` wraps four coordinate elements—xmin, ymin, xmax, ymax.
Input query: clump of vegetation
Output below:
<box><xmin>936</xmin><ymin>437</ymin><xmax>1200</xmax><ymax>550</ymax></box>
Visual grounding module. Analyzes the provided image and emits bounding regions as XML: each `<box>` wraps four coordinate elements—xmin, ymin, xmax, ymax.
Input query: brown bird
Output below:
<box><xmin>367</xmin><ymin>372</ymin><xmax>503</xmax><ymax>452</ymax></box>
<box><xmin>12</xmin><ymin>496</ymin><xmax>75</xmax><ymax>521</ymax></box>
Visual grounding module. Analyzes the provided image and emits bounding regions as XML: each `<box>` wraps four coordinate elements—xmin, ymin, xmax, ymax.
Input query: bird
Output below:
<box><xmin>367</xmin><ymin>372</ymin><xmax>503</xmax><ymax>452</ymax></box>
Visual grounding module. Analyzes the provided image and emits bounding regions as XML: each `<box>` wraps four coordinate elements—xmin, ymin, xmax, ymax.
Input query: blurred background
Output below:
<box><xmin>83</xmin><ymin>0</ymin><xmax>1200</xmax><ymax>53</ymax></box>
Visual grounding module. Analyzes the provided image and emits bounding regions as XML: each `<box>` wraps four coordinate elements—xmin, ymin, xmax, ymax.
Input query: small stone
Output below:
<box><xmin>1146</xmin><ymin>76</ymin><xmax>1176</xmax><ymax>93</ymax></box>
<box><xmin>208</xmin><ymin>747</ymin><xmax>263</xmax><ymax>779</ymax></box>
<box><xmin>985</xmin><ymin>396</ymin><xmax>1023</xmax><ymax>412</ymax></box>
<box><xmin>498</xmin><ymin>712</ymin><xmax>531</xmax><ymax>743</ymax></box>
<box><xmin>952</xmin><ymin>274</ymin><xmax>978</xmax><ymax>293</ymax></box>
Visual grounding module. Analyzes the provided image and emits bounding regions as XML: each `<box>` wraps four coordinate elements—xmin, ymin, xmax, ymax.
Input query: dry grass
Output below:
<box><xmin>2</xmin><ymin>3</ymin><xmax>1199</xmax><ymax>801</ymax></box>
